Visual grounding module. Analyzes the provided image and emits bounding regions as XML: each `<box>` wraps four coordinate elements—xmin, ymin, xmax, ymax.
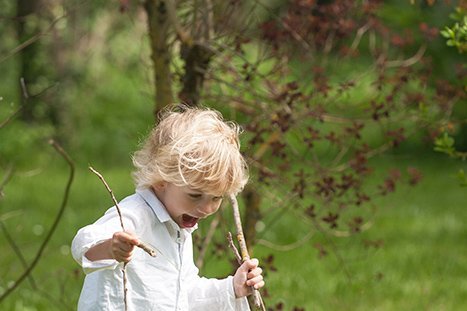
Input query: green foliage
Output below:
<box><xmin>0</xmin><ymin>103</ymin><xmax>54</xmax><ymax>167</ymax></box>
<box><xmin>434</xmin><ymin>132</ymin><xmax>457</xmax><ymax>156</ymax></box>
<box><xmin>1</xmin><ymin>0</ymin><xmax>466</xmax><ymax>309</ymax></box>
<box><xmin>441</xmin><ymin>7</ymin><xmax>467</xmax><ymax>53</ymax></box>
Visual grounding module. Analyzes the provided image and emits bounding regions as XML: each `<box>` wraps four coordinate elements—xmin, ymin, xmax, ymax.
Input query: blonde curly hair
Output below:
<box><xmin>132</xmin><ymin>105</ymin><xmax>248</xmax><ymax>196</ymax></box>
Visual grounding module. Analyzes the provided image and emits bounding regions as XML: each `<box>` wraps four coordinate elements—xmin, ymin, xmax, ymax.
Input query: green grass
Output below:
<box><xmin>0</xmin><ymin>152</ymin><xmax>466</xmax><ymax>310</ymax></box>
<box><xmin>247</xmin><ymin>154</ymin><xmax>467</xmax><ymax>310</ymax></box>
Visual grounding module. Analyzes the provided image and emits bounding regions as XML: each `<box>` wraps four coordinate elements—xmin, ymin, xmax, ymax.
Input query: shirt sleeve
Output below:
<box><xmin>71</xmin><ymin>206</ymin><xmax>138</xmax><ymax>274</ymax></box>
<box><xmin>186</xmin><ymin>268</ymin><xmax>250</xmax><ymax>311</ymax></box>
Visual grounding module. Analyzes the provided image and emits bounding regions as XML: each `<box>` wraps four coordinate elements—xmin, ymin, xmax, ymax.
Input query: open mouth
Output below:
<box><xmin>181</xmin><ymin>214</ymin><xmax>199</xmax><ymax>228</ymax></box>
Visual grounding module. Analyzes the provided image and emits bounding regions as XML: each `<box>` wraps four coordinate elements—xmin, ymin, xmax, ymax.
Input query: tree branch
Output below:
<box><xmin>227</xmin><ymin>232</ymin><xmax>242</xmax><ymax>265</ymax></box>
<box><xmin>229</xmin><ymin>194</ymin><xmax>266</xmax><ymax>311</ymax></box>
<box><xmin>0</xmin><ymin>15</ymin><xmax>66</xmax><ymax>64</ymax></box>
<box><xmin>386</xmin><ymin>45</ymin><xmax>426</xmax><ymax>68</ymax></box>
<box><xmin>0</xmin><ymin>139</ymin><xmax>74</xmax><ymax>303</ymax></box>
<box><xmin>88</xmin><ymin>167</ymin><xmax>156</xmax><ymax>258</ymax></box>
<box><xmin>196</xmin><ymin>212</ymin><xmax>221</xmax><ymax>269</ymax></box>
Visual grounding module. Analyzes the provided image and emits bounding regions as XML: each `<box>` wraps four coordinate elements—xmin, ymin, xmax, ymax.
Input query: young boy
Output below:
<box><xmin>71</xmin><ymin>106</ymin><xmax>264</xmax><ymax>310</ymax></box>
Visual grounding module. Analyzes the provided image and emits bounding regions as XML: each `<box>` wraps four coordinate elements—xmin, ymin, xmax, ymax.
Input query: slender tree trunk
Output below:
<box><xmin>144</xmin><ymin>0</ymin><xmax>174</xmax><ymax>118</ymax></box>
<box><xmin>178</xmin><ymin>42</ymin><xmax>214</xmax><ymax>106</ymax></box>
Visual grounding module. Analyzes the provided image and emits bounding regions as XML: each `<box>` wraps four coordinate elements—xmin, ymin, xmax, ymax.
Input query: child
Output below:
<box><xmin>71</xmin><ymin>106</ymin><xmax>264</xmax><ymax>310</ymax></box>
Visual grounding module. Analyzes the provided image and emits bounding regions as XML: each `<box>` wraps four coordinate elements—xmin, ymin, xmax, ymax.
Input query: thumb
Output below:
<box><xmin>119</xmin><ymin>231</ymin><xmax>140</xmax><ymax>246</ymax></box>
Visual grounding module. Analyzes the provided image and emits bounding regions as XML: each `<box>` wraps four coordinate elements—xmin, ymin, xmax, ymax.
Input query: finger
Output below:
<box><xmin>242</xmin><ymin>258</ymin><xmax>259</xmax><ymax>271</ymax></box>
<box><xmin>246</xmin><ymin>275</ymin><xmax>263</xmax><ymax>287</ymax></box>
<box><xmin>245</xmin><ymin>258</ymin><xmax>259</xmax><ymax>270</ymax></box>
<box><xmin>114</xmin><ymin>248</ymin><xmax>134</xmax><ymax>262</ymax></box>
<box><xmin>253</xmin><ymin>280</ymin><xmax>265</xmax><ymax>290</ymax></box>
<box><xmin>114</xmin><ymin>231</ymin><xmax>140</xmax><ymax>245</ymax></box>
<box><xmin>247</xmin><ymin>267</ymin><xmax>263</xmax><ymax>278</ymax></box>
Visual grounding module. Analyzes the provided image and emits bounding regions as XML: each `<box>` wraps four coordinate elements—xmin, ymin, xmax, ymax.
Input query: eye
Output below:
<box><xmin>188</xmin><ymin>193</ymin><xmax>202</xmax><ymax>199</ymax></box>
<box><xmin>213</xmin><ymin>196</ymin><xmax>224</xmax><ymax>201</ymax></box>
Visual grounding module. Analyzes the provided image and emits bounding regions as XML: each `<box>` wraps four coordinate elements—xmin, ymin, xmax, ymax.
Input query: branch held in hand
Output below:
<box><xmin>88</xmin><ymin>166</ymin><xmax>156</xmax><ymax>257</ymax></box>
<box><xmin>228</xmin><ymin>194</ymin><xmax>266</xmax><ymax>311</ymax></box>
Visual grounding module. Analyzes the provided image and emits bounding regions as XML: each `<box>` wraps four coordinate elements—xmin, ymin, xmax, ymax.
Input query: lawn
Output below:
<box><xmin>0</xmin><ymin>150</ymin><xmax>465</xmax><ymax>310</ymax></box>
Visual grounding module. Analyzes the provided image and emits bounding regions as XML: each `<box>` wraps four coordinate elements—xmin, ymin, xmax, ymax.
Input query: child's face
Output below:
<box><xmin>153</xmin><ymin>182</ymin><xmax>224</xmax><ymax>228</ymax></box>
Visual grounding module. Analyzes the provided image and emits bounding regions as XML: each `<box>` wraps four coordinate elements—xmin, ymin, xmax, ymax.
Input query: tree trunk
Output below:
<box><xmin>178</xmin><ymin>42</ymin><xmax>214</xmax><ymax>106</ymax></box>
<box><xmin>144</xmin><ymin>0</ymin><xmax>174</xmax><ymax>118</ymax></box>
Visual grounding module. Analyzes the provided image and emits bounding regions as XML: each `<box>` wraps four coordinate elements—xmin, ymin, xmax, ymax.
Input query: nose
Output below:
<box><xmin>197</xmin><ymin>200</ymin><xmax>220</xmax><ymax>217</ymax></box>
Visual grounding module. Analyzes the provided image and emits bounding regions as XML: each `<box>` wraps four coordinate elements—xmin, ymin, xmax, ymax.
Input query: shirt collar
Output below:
<box><xmin>136</xmin><ymin>187</ymin><xmax>198</xmax><ymax>233</ymax></box>
<box><xmin>136</xmin><ymin>187</ymin><xmax>172</xmax><ymax>224</ymax></box>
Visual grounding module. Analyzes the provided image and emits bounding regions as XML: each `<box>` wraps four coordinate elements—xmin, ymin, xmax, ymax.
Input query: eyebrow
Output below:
<box><xmin>187</xmin><ymin>187</ymin><xmax>203</xmax><ymax>193</ymax></box>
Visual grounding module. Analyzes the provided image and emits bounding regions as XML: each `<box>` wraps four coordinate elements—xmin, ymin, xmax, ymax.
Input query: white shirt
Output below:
<box><xmin>71</xmin><ymin>188</ymin><xmax>250</xmax><ymax>311</ymax></box>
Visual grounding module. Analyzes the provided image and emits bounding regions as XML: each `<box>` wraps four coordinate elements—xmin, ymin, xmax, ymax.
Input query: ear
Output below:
<box><xmin>152</xmin><ymin>181</ymin><xmax>167</xmax><ymax>192</ymax></box>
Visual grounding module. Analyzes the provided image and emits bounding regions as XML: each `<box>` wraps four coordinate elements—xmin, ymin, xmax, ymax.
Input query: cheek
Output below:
<box><xmin>204</xmin><ymin>201</ymin><xmax>222</xmax><ymax>215</ymax></box>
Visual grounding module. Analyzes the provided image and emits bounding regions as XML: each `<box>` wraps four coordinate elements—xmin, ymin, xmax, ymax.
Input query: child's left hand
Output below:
<box><xmin>233</xmin><ymin>258</ymin><xmax>265</xmax><ymax>298</ymax></box>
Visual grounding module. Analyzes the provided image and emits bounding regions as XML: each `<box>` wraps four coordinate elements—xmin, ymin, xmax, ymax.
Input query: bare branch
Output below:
<box><xmin>256</xmin><ymin>231</ymin><xmax>315</xmax><ymax>252</ymax></box>
<box><xmin>0</xmin><ymin>15</ymin><xmax>66</xmax><ymax>64</ymax></box>
<box><xmin>0</xmin><ymin>107</ymin><xmax>22</xmax><ymax>130</ymax></box>
<box><xmin>0</xmin><ymin>220</ymin><xmax>37</xmax><ymax>289</ymax></box>
<box><xmin>252</xmin><ymin>0</ymin><xmax>315</xmax><ymax>53</ymax></box>
<box><xmin>0</xmin><ymin>139</ymin><xmax>74</xmax><ymax>303</ymax></box>
<box><xmin>88</xmin><ymin>166</ymin><xmax>126</xmax><ymax>230</ymax></box>
<box><xmin>228</xmin><ymin>194</ymin><xmax>266</xmax><ymax>311</ymax></box>
<box><xmin>166</xmin><ymin>0</ymin><xmax>192</xmax><ymax>45</ymax></box>
<box><xmin>0</xmin><ymin>165</ymin><xmax>14</xmax><ymax>197</ymax></box>
<box><xmin>88</xmin><ymin>166</ymin><xmax>156</xmax><ymax>257</ymax></box>
<box><xmin>227</xmin><ymin>232</ymin><xmax>242</xmax><ymax>265</ymax></box>
<box><xmin>196</xmin><ymin>213</ymin><xmax>221</xmax><ymax>269</ymax></box>
<box><xmin>386</xmin><ymin>45</ymin><xmax>426</xmax><ymax>68</ymax></box>
<box><xmin>350</xmin><ymin>23</ymin><xmax>371</xmax><ymax>51</ymax></box>
<box><xmin>88</xmin><ymin>165</ymin><xmax>157</xmax><ymax>311</ymax></box>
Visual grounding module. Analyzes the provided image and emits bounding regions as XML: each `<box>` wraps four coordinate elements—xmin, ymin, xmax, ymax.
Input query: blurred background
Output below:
<box><xmin>0</xmin><ymin>0</ymin><xmax>466</xmax><ymax>310</ymax></box>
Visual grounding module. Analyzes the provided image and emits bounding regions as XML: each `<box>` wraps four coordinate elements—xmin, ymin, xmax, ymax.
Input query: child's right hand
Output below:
<box><xmin>110</xmin><ymin>231</ymin><xmax>140</xmax><ymax>262</ymax></box>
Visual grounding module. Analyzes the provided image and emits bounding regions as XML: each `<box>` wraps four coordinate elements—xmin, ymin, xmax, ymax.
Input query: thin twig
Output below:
<box><xmin>20</xmin><ymin>77</ymin><xmax>29</xmax><ymax>99</ymax></box>
<box><xmin>0</xmin><ymin>139</ymin><xmax>74</xmax><ymax>303</ymax></box>
<box><xmin>88</xmin><ymin>166</ymin><xmax>157</xmax><ymax>258</ymax></box>
<box><xmin>88</xmin><ymin>166</ymin><xmax>156</xmax><ymax>311</ymax></box>
<box><xmin>0</xmin><ymin>220</ymin><xmax>37</xmax><ymax>289</ymax></box>
<box><xmin>165</xmin><ymin>0</ymin><xmax>192</xmax><ymax>45</ymax></box>
<box><xmin>88</xmin><ymin>167</ymin><xmax>126</xmax><ymax>230</ymax></box>
<box><xmin>386</xmin><ymin>45</ymin><xmax>426</xmax><ymax>68</ymax></box>
<box><xmin>0</xmin><ymin>15</ymin><xmax>66</xmax><ymax>64</ymax></box>
<box><xmin>0</xmin><ymin>165</ymin><xmax>14</xmax><ymax>197</ymax></box>
<box><xmin>88</xmin><ymin>166</ymin><xmax>128</xmax><ymax>310</ymax></box>
<box><xmin>227</xmin><ymin>232</ymin><xmax>242</xmax><ymax>265</ymax></box>
<box><xmin>196</xmin><ymin>213</ymin><xmax>221</xmax><ymax>269</ymax></box>
<box><xmin>229</xmin><ymin>194</ymin><xmax>266</xmax><ymax>311</ymax></box>
<box><xmin>256</xmin><ymin>230</ymin><xmax>315</xmax><ymax>252</ymax></box>
<box><xmin>0</xmin><ymin>107</ymin><xmax>22</xmax><ymax>130</ymax></box>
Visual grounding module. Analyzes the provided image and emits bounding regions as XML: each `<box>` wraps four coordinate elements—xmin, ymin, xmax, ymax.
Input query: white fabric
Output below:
<box><xmin>71</xmin><ymin>188</ymin><xmax>250</xmax><ymax>311</ymax></box>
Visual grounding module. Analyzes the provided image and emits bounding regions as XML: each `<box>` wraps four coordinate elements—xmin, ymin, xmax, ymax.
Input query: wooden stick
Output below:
<box><xmin>228</xmin><ymin>194</ymin><xmax>266</xmax><ymax>311</ymax></box>
<box><xmin>88</xmin><ymin>167</ymin><xmax>156</xmax><ymax>257</ymax></box>
<box><xmin>89</xmin><ymin>166</ymin><xmax>157</xmax><ymax>311</ymax></box>
<box><xmin>227</xmin><ymin>232</ymin><xmax>242</xmax><ymax>265</ymax></box>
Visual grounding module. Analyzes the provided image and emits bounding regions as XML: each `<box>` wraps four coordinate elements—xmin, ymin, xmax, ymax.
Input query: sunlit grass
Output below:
<box><xmin>0</xmin><ymin>151</ymin><xmax>465</xmax><ymax>310</ymax></box>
